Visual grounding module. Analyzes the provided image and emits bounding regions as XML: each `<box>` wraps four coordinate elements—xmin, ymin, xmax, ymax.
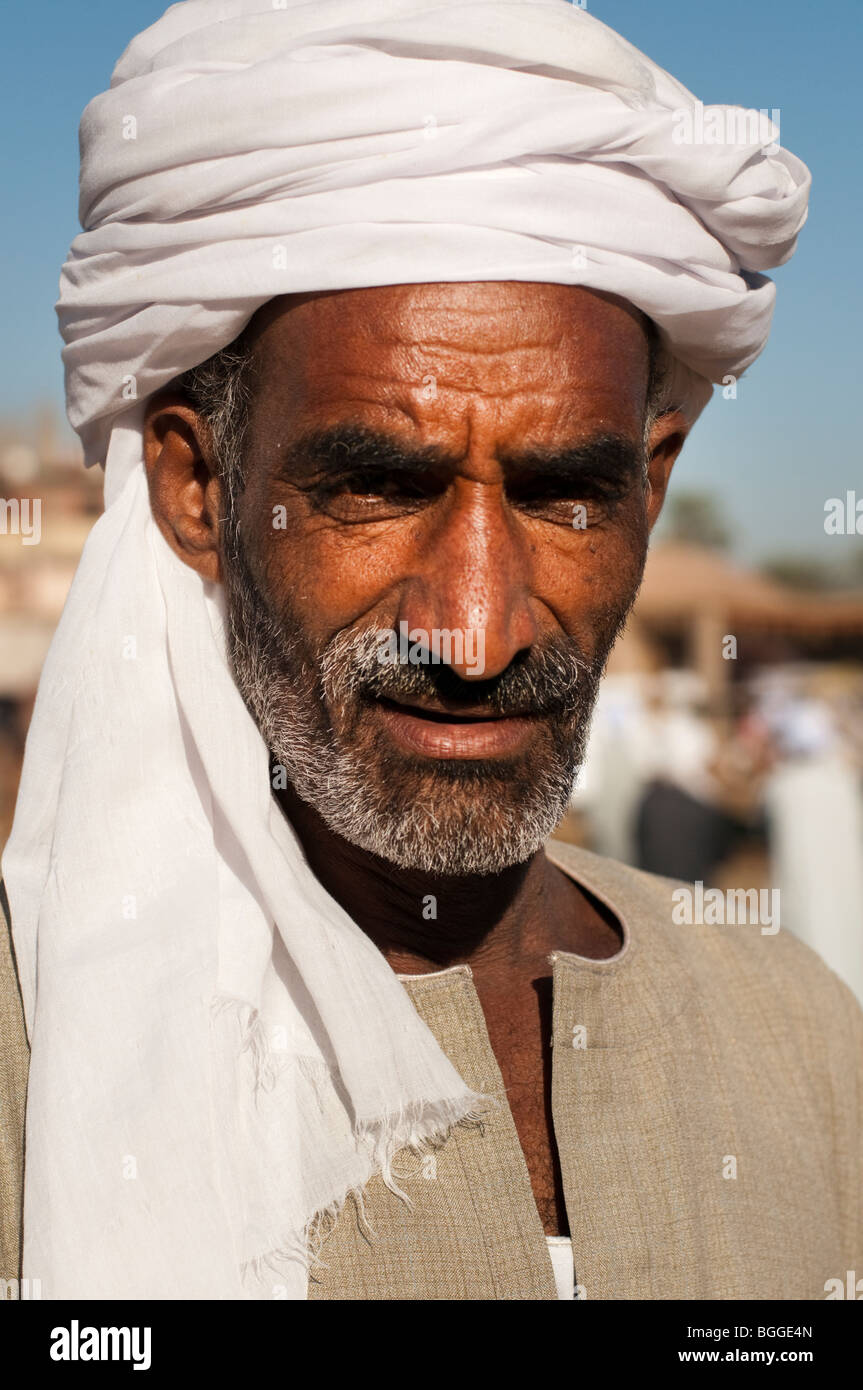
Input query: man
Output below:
<box><xmin>1</xmin><ymin>0</ymin><xmax>859</xmax><ymax>1301</ymax></box>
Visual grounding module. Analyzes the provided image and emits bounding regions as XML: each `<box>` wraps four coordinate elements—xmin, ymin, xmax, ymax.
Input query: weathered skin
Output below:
<box><xmin>143</xmin><ymin>281</ymin><xmax>687</xmax><ymax>1233</ymax></box>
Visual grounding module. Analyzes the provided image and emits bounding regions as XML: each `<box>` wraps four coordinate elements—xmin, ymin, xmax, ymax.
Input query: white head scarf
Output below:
<box><xmin>3</xmin><ymin>0</ymin><xmax>810</xmax><ymax>1299</ymax></box>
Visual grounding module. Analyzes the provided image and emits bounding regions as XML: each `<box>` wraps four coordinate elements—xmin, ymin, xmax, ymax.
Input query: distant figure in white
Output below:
<box><xmin>764</xmin><ymin>693</ymin><xmax>863</xmax><ymax>1006</ymax></box>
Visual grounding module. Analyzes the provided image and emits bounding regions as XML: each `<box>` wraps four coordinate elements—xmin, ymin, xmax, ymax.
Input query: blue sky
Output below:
<box><xmin>1</xmin><ymin>0</ymin><xmax>859</xmax><ymax>564</ymax></box>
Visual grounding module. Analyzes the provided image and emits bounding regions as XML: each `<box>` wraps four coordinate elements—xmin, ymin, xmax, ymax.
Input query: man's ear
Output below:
<box><xmin>143</xmin><ymin>391</ymin><xmax>223</xmax><ymax>583</ymax></box>
<box><xmin>644</xmin><ymin>409</ymin><xmax>688</xmax><ymax>531</ymax></box>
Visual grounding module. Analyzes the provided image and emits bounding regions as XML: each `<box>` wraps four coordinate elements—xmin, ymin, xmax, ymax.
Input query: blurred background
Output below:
<box><xmin>2</xmin><ymin>0</ymin><xmax>862</xmax><ymax>1000</ymax></box>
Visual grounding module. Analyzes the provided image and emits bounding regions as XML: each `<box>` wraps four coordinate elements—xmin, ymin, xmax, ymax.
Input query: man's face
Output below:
<box><xmin>217</xmin><ymin>282</ymin><xmax>671</xmax><ymax>875</ymax></box>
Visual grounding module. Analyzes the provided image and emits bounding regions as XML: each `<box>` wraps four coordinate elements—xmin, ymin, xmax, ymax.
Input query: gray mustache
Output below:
<box><xmin>320</xmin><ymin>626</ymin><xmax>592</xmax><ymax>718</ymax></box>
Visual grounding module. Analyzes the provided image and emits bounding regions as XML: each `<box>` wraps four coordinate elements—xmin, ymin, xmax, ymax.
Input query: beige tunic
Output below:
<box><xmin>1</xmin><ymin>843</ymin><xmax>861</xmax><ymax>1299</ymax></box>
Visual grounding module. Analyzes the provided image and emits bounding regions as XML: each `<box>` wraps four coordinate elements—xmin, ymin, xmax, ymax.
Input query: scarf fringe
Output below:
<box><xmin>356</xmin><ymin>1095</ymin><xmax>494</xmax><ymax>1206</ymax></box>
<box><xmin>213</xmin><ymin>993</ymin><xmax>496</xmax><ymax>1293</ymax></box>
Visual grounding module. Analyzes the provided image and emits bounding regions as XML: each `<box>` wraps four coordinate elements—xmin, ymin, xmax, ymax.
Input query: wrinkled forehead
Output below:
<box><xmin>242</xmin><ymin>282</ymin><xmax>653</xmax><ymax>441</ymax></box>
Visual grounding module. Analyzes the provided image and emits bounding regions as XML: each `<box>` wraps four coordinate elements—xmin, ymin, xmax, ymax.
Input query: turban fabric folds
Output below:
<box><xmin>62</xmin><ymin>0</ymin><xmax>810</xmax><ymax>485</ymax></box>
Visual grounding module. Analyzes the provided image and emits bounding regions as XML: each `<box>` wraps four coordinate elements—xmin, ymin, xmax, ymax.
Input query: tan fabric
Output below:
<box><xmin>2</xmin><ymin>842</ymin><xmax>861</xmax><ymax>1299</ymax></box>
<box><xmin>0</xmin><ymin>883</ymin><xmax>27</xmax><ymax>1290</ymax></box>
<box><xmin>545</xmin><ymin>844</ymin><xmax>863</xmax><ymax>1300</ymax></box>
<box><xmin>309</xmin><ymin>964</ymin><xmax>558</xmax><ymax>1300</ymax></box>
<box><xmin>311</xmin><ymin>842</ymin><xmax>863</xmax><ymax>1300</ymax></box>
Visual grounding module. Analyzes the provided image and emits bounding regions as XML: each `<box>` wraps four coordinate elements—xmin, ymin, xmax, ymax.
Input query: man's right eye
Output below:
<box><xmin>308</xmin><ymin>470</ymin><xmax>442</xmax><ymax>520</ymax></box>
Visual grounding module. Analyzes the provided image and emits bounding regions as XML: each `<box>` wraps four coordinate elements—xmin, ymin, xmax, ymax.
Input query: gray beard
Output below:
<box><xmin>222</xmin><ymin>530</ymin><xmax>623</xmax><ymax>877</ymax></box>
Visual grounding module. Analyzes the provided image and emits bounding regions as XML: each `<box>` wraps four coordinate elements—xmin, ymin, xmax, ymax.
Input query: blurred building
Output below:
<box><xmin>0</xmin><ymin>413</ymin><xmax>101</xmax><ymax>843</ymax></box>
<box><xmin>608</xmin><ymin>541</ymin><xmax>863</xmax><ymax>707</ymax></box>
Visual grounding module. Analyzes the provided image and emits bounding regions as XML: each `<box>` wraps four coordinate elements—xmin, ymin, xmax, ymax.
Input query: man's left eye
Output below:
<box><xmin>507</xmin><ymin>478</ymin><xmax>628</xmax><ymax>526</ymax></box>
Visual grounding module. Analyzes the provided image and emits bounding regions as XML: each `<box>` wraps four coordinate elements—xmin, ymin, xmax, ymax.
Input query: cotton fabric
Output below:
<box><xmin>305</xmin><ymin>843</ymin><xmax>862</xmax><ymax>1301</ymax></box>
<box><xmin>3</xmin><ymin>0</ymin><xmax>812</xmax><ymax>1300</ymax></box>
<box><xmin>61</xmin><ymin>0</ymin><xmax>812</xmax><ymax>490</ymax></box>
<box><xmin>3</xmin><ymin>841</ymin><xmax>860</xmax><ymax>1300</ymax></box>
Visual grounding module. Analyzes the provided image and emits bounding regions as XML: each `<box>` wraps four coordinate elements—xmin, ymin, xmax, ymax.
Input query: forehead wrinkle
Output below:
<box><xmin>298</xmin><ymin>355</ymin><xmax>556</xmax><ymax>414</ymax></box>
<box><xmin>396</xmin><ymin>345</ymin><xmax>565</xmax><ymax>401</ymax></box>
<box><xmin>390</xmin><ymin>326</ymin><xmax>558</xmax><ymax>350</ymax></box>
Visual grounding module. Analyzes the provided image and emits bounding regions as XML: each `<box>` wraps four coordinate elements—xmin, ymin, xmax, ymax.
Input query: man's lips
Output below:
<box><xmin>372</xmin><ymin>695</ymin><xmax>540</xmax><ymax>759</ymax></box>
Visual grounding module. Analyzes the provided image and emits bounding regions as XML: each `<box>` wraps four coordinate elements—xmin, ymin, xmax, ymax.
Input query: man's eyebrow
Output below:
<box><xmin>495</xmin><ymin>433</ymin><xmax>643</xmax><ymax>481</ymax></box>
<box><xmin>281</xmin><ymin>424</ymin><xmax>643</xmax><ymax>483</ymax></box>
<box><xmin>282</xmin><ymin>424</ymin><xmax>457</xmax><ymax>473</ymax></box>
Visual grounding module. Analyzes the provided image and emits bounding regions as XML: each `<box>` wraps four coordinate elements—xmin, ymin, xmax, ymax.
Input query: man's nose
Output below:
<box><xmin>395</xmin><ymin>481</ymin><xmax>538</xmax><ymax>681</ymax></box>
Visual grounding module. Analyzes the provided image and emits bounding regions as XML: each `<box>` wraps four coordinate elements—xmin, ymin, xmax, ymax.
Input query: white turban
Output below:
<box><xmin>4</xmin><ymin>0</ymin><xmax>811</xmax><ymax>1300</ymax></box>
<box><xmin>61</xmin><ymin>0</ymin><xmax>810</xmax><ymax>485</ymax></box>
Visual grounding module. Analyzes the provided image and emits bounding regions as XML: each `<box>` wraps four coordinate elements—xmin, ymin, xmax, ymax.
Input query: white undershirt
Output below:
<box><xmin>546</xmin><ymin>1235</ymin><xmax>575</xmax><ymax>1300</ymax></box>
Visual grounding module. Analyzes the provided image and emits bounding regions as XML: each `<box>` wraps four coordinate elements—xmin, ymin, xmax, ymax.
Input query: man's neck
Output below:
<box><xmin>275</xmin><ymin>783</ymin><xmax>622</xmax><ymax>975</ymax></box>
